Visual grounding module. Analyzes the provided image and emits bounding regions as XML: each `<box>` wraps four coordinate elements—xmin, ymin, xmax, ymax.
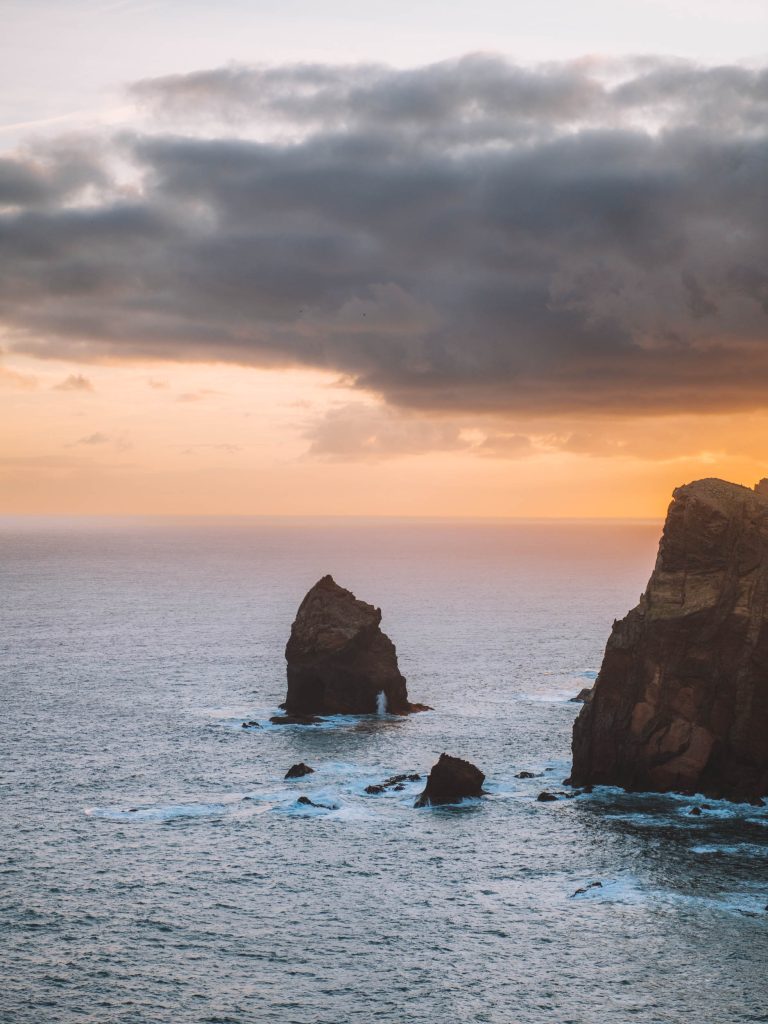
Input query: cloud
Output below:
<box><xmin>67</xmin><ymin>431</ymin><xmax>131</xmax><ymax>452</ymax></box>
<box><xmin>0</xmin><ymin>141</ymin><xmax>107</xmax><ymax>210</ymax></box>
<box><xmin>304</xmin><ymin>402</ymin><xmax>472</xmax><ymax>460</ymax></box>
<box><xmin>0</xmin><ymin>364</ymin><xmax>37</xmax><ymax>389</ymax></box>
<box><xmin>53</xmin><ymin>374</ymin><xmax>94</xmax><ymax>392</ymax></box>
<box><xmin>478</xmin><ymin>433</ymin><xmax>535</xmax><ymax>458</ymax></box>
<box><xmin>71</xmin><ymin>431</ymin><xmax>110</xmax><ymax>445</ymax></box>
<box><xmin>1</xmin><ymin>55</ymin><xmax>767</xmax><ymax>419</ymax></box>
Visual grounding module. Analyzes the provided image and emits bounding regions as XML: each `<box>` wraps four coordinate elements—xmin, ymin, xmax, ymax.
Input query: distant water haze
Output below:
<box><xmin>3</xmin><ymin>517</ymin><xmax>767</xmax><ymax>1022</ymax></box>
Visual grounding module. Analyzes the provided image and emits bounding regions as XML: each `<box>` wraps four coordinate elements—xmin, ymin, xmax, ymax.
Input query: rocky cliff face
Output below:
<box><xmin>283</xmin><ymin>575</ymin><xmax>427</xmax><ymax>716</ymax></box>
<box><xmin>571</xmin><ymin>478</ymin><xmax>768</xmax><ymax>802</ymax></box>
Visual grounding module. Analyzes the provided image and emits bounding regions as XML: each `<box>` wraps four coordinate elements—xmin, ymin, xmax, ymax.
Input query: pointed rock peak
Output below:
<box><xmin>280</xmin><ymin>576</ymin><xmax>430</xmax><ymax>717</ymax></box>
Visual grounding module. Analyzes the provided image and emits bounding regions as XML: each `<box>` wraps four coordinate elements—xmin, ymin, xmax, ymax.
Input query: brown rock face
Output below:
<box><xmin>283</xmin><ymin>575</ymin><xmax>426</xmax><ymax>716</ymax></box>
<box><xmin>571</xmin><ymin>478</ymin><xmax>768</xmax><ymax>802</ymax></box>
<box><xmin>415</xmin><ymin>753</ymin><xmax>485</xmax><ymax>807</ymax></box>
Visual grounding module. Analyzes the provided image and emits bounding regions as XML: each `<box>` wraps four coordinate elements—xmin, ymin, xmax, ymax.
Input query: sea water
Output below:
<box><xmin>1</xmin><ymin>517</ymin><xmax>766</xmax><ymax>1024</ymax></box>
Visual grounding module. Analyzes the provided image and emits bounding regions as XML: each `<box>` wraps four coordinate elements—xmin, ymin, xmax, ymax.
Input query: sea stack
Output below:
<box><xmin>415</xmin><ymin>753</ymin><xmax>485</xmax><ymax>807</ymax></box>
<box><xmin>571</xmin><ymin>478</ymin><xmax>768</xmax><ymax>802</ymax></box>
<box><xmin>282</xmin><ymin>575</ymin><xmax>429</xmax><ymax>716</ymax></box>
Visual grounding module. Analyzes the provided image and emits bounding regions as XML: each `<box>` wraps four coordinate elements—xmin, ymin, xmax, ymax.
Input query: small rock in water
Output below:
<box><xmin>569</xmin><ymin>687</ymin><xmax>594</xmax><ymax>703</ymax></box>
<box><xmin>296</xmin><ymin>796</ymin><xmax>335</xmax><ymax>810</ymax></box>
<box><xmin>415</xmin><ymin>754</ymin><xmax>484</xmax><ymax>807</ymax></box>
<box><xmin>365</xmin><ymin>772</ymin><xmax>421</xmax><ymax>795</ymax></box>
<box><xmin>537</xmin><ymin>791</ymin><xmax>559</xmax><ymax>802</ymax></box>
<box><xmin>241</xmin><ymin>720</ymin><xmax>261</xmax><ymax>729</ymax></box>
<box><xmin>285</xmin><ymin>763</ymin><xmax>315</xmax><ymax>779</ymax></box>
<box><xmin>689</xmin><ymin>806</ymin><xmax>702</xmax><ymax>816</ymax></box>
<box><xmin>269</xmin><ymin>714</ymin><xmax>322</xmax><ymax>726</ymax></box>
<box><xmin>515</xmin><ymin>771</ymin><xmax>538</xmax><ymax>779</ymax></box>
<box><xmin>571</xmin><ymin>881</ymin><xmax>603</xmax><ymax>897</ymax></box>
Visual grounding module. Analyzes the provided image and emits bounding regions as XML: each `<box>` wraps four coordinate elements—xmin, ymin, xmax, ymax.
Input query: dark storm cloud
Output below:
<box><xmin>1</xmin><ymin>56</ymin><xmax>767</xmax><ymax>415</ymax></box>
<box><xmin>0</xmin><ymin>143</ymin><xmax>106</xmax><ymax>209</ymax></box>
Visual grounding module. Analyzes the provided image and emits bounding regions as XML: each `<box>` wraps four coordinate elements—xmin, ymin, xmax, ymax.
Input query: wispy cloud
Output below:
<box><xmin>66</xmin><ymin>431</ymin><xmax>131</xmax><ymax>451</ymax></box>
<box><xmin>53</xmin><ymin>374</ymin><xmax>94</xmax><ymax>392</ymax></box>
<box><xmin>0</xmin><ymin>365</ymin><xmax>37</xmax><ymax>390</ymax></box>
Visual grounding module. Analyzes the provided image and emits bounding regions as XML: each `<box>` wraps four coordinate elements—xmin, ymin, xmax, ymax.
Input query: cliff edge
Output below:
<box><xmin>571</xmin><ymin>478</ymin><xmax>768</xmax><ymax>802</ymax></box>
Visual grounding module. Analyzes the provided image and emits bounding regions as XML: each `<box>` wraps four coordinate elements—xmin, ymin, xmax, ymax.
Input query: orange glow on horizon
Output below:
<box><xmin>1</xmin><ymin>354</ymin><xmax>767</xmax><ymax>519</ymax></box>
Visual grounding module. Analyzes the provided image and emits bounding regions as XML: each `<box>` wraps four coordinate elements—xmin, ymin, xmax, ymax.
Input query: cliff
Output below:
<box><xmin>283</xmin><ymin>575</ymin><xmax>428</xmax><ymax>716</ymax></box>
<box><xmin>571</xmin><ymin>478</ymin><xmax>768</xmax><ymax>802</ymax></box>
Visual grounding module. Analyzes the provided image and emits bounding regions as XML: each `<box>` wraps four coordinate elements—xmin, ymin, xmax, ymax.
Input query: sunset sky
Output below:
<box><xmin>2</xmin><ymin>0</ymin><xmax>767</xmax><ymax>517</ymax></box>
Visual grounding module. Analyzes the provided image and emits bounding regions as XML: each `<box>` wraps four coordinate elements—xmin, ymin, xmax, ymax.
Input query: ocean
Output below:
<box><xmin>2</xmin><ymin>517</ymin><xmax>767</xmax><ymax>1023</ymax></box>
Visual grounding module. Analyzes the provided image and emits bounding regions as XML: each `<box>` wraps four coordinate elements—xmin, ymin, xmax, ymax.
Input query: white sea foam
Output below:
<box><xmin>691</xmin><ymin>844</ymin><xmax>768</xmax><ymax>858</ymax></box>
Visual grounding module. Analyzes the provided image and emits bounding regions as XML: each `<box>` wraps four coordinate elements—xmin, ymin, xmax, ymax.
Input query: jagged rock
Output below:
<box><xmin>414</xmin><ymin>753</ymin><xmax>484</xmax><ymax>807</ymax></box>
<box><xmin>536</xmin><ymin>791</ymin><xmax>560</xmax><ymax>802</ymax></box>
<box><xmin>572</xmin><ymin>478</ymin><xmax>768</xmax><ymax>803</ymax></box>
<box><xmin>285</xmin><ymin>763</ymin><xmax>314</xmax><ymax>779</ymax></box>
<box><xmin>364</xmin><ymin>772</ymin><xmax>420</xmax><ymax>795</ymax></box>
<box><xmin>241</xmin><ymin>720</ymin><xmax>261</xmax><ymax>728</ymax></box>
<box><xmin>570</xmin><ymin>687</ymin><xmax>594</xmax><ymax>703</ymax></box>
<box><xmin>283</xmin><ymin>575</ymin><xmax>430</xmax><ymax>716</ymax></box>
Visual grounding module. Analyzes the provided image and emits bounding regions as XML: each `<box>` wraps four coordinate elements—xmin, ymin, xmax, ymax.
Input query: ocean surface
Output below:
<box><xmin>2</xmin><ymin>517</ymin><xmax>767</xmax><ymax>1024</ymax></box>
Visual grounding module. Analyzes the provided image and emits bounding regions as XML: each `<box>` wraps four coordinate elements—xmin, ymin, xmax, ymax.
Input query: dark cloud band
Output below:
<box><xmin>1</xmin><ymin>55</ymin><xmax>766</xmax><ymax>416</ymax></box>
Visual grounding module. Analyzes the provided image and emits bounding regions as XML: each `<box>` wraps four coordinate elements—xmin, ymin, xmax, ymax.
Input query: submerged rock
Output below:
<box><xmin>571</xmin><ymin>478</ymin><xmax>768</xmax><ymax>803</ymax></box>
<box><xmin>285</xmin><ymin>763</ymin><xmax>315</xmax><ymax>779</ymax></box>
<box><xmin>241</xmin><ymin>720</ymin><xmax>261</xmax><ymax>729</ymax></box>
<box><xmin>414</xmin><ymin>753</ymin><xmax>485</xmax><ymax>807</ymax></box>
<box><xmin>283</xmin><ymin>575</ymin><xmax>429</xmax><ymax>716</ymax></box>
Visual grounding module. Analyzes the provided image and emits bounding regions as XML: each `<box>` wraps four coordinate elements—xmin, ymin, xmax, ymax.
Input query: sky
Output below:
<box><xmin>1</xmin><ymin>0</ymin><xmax>767</xmax><ymax>517</ymax></box>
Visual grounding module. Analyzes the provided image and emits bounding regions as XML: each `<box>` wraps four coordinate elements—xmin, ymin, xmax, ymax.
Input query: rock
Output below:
<box><xmin>285</xmin><ymin>763</ymin><xmax>315</xmax><ymax>779</ymax></box>
<box><xmin>515</xmin><ymin>770</ymin><xmax>539</xmax><ymax>779</ymax></box>
<box><xmin>571</xmin><ymin>881</ymin><xmax>603</xmax><ymax>897</ymax></box>
<box><xmin>414</xmin><ymin>753</ymin><xmax>485</xmax><ymax>807</ymax></box>
<box><xmin>283</xmin><ymin>575</ymin><xmax>430</xmax><ymax>716</ymax></box>
<box><xmin>536</xmin><ymin>791</ymin><xmax>559</xmax><ymax>802</ymax></box>
<box><xmin>241</xmin><ymin>720</ymin><xmax>261</xmax><ymax>729</ymax></box>
<box><xmin>689</xmin><ymin>806</ymin><xmax>702</xmax><ymax>815</ymax></box>
<box><xmin>572</xmin><ymin>478</ymin><xmax>768</xmax><ymax>803</ymax></box>
<box><xmin>364</xmin><ymin>772</ymin><xmax>420</xmax><ymax>795</ymax></box>
<box><xmin>570</xmin><ymin>687</ymin><xmax>594</xmax><ymax>703</ymax></box>
<box><xmin>295</xmin><ymin>795</ymin><xmax>335</xmax><ymax>810</ymax></box>
<box><xmin>269</xmin><ymin>714</ymin><xmax>322</xmax><ymax>726</ymax></box>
